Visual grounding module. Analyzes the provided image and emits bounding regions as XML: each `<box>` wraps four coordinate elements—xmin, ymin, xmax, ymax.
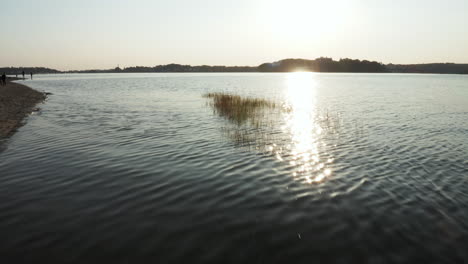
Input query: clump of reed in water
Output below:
<box><xmin>203</xmin><ymin>92</ymin><xmax>277</xmax><ymax>125</ymax></box>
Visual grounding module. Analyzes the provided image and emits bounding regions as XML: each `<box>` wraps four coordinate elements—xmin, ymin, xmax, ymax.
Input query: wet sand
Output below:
<box><xmin>0</xmin><ymin>78</ymin><xmax>45</xmax><ymax>137</ymax></box>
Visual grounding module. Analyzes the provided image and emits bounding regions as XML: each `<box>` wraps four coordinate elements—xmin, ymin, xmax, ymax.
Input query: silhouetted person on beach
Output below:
<box><xmin>1</xmin><ymin>73</ymin><xmax>6</xmax><ymax>86</ymax></box>
<box><xmin>22</xmin><ymin>71</ymin><xmax>25</xmax><ymax>79</ymax></box>
<box><xmin>30</xmin><ymin>72</ymin><xmax>33</xmax><ymax>80</ymax></box>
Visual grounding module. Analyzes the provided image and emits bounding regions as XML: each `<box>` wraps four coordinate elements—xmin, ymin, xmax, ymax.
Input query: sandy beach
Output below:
<box><xmin>0</xmin><ymin>78</ymin><xmax>45</xmax><ymax>137</ymax></box>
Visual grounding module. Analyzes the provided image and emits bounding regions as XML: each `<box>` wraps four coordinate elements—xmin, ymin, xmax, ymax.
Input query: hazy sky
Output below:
<box><xmin>2</xmin><ymin>0</ymin><xmax>467</xmax><ymax>70</ymax></box>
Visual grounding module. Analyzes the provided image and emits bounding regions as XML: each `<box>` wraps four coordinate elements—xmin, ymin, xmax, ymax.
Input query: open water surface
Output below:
<box><xmin>1</xmin><ymin>73</ymin><xmax>468</xmax><ymax>263</ymax></box>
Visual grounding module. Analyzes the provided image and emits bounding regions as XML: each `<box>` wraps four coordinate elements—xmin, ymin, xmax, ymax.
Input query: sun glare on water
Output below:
<box><xmin>205</xmin><ymin>72</ymin><xmax>334</xmax><ymax>185</ymax></box>
<box><xmin>281</xmin><ymin>72</ymin><xmax>332</xmax><ymax>184</ymax></box>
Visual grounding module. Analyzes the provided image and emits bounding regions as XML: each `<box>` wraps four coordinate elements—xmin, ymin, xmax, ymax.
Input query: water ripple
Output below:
<box><xmin>0</xmin><ymin>73</ymin><xmax>468</xmax><ymax>263</ymax></box>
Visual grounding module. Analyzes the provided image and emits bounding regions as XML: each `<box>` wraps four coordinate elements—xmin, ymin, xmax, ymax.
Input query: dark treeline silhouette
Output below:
<box><xmin>3</xmin><ymin>58</ymin><xmax>468</xmax><ymax>74</ymax></box>
<box><xmin>387</xmin><ymin>63</ymin><xmax>468</xmax><ymax>74</ymax></box>
<box><xmin>130</xmin><ymin>64</ymin><xmax>257</xmax><ymax>72</ymax></box>
<box><xmin>258</xmin><ymin>58</ymin><xmax>387</xmax><ymax>72</ymax></box>
<box><xmin>68</xmin><ymin>58</ymin><xmax>387</xmax><ymax>73</ymax></box>
<box><xmin>0</xmin><ymin>67</ymin><xmax>60</xmax><ymax>75</ymax></box>
<box><xmin>67</xmin><ymin>65</ymin><xmax>257</xmax><ymax>73</ymax></box>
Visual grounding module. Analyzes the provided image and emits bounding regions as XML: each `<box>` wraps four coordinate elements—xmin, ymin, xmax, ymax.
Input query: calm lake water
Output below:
<box><xmin>1</xmin><ymin>73</ymin><xmax>468</xmax><ymax>263</ymax></box>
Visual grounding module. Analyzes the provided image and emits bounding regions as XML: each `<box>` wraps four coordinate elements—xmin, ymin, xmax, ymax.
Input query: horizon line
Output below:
<box><xmin>2</xmin><ymin>56</ymin><xmax>468</xmax><ymax>72</ymax></box>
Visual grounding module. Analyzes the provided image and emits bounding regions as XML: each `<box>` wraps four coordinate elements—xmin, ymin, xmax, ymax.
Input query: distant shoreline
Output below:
<box><xmin>2</xmin><ymin>57</ymin><xmax>468</xmax><ymax>75</ymax></box>
<box><xmin>0</xmin><ymin>78</ymin><xmax>46</xmax><ymax>138</ymax></box>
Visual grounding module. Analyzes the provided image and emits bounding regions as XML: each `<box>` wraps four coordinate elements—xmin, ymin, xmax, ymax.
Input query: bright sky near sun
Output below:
<box><xmin>2</xmin><ymin>0</ymin><xmax>468</xmax><ymax>70</ymax></box>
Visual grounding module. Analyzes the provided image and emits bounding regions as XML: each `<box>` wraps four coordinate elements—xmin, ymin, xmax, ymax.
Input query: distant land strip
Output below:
<box><xmin>2</xmin><ymin>57</ymin><xmax>468</xmax><ymax>74</ymax></box>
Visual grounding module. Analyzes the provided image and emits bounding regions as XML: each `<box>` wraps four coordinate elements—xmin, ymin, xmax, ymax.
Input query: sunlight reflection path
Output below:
<box><xmin>204</xmin><ymin>72</ymin><xmax>336</xmax><ymax>185</ymax></box>
<box><xmin>276</xmin><ymin>72</ymin><xmax>333</xmax><ymax>184</ymax></box>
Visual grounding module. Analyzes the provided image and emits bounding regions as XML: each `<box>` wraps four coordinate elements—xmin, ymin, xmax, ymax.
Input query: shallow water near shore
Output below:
<box><xmin>1</xmin><ymin>73</ymin><xmax>468</xmax><ymax>263</ymax></box>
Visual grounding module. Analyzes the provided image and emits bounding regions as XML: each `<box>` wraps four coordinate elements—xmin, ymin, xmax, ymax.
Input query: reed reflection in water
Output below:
<box><xmin>204</xmin><ymin>72</ymin><xmax>338</xmax><ymax>184</ymax></box>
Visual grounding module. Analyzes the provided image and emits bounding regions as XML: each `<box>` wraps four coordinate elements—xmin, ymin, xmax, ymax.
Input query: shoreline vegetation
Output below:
<box><xmin>0</xmin><ymin>78</ymin><xmax>46</xmax><ymax>138</ymax></box>
<box><xmin>2</xmin><ymin>57</ymin><xmax>468</xmax><ymax>75</ymax></box>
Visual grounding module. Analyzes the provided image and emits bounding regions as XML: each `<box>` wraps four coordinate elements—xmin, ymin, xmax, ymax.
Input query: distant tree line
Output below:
<box><xmin>258</xmin><ymin>58</ymin><xmax>387</xmax><ymax>72</ymax></box>
<box><xmin>65</xmin><ymin>65</ymin><xmax>257</xmax><ymax>73</ymax></box>
<box><xmin>387</xmin><ymin>63</ymin><xmax>468</xmax><ymax>74</ymax></box>
<box><xmin>3</xmin><ymin>59</ymin><xmax>468</xmax><ymax>74</ymax></box>
<box><xmin>120</xmin><ymin>64</ymin><xmax>257</xmax><ymax>73</ymax></box>
<box><xmin>0</xmin><ymin>67</ymin><xmax>61</xmax><ymax>75</ymax></box>
<box><xmin>69</xmin><ymin>58</ymin><xmax>387</xmax><ymax>73</ymax></box>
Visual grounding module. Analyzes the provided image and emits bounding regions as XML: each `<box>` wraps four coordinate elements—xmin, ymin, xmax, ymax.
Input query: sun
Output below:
<box><xmin>259</xmin><ymin>0</ymin><xmax>352</xmax><ymax>39</ymax></box>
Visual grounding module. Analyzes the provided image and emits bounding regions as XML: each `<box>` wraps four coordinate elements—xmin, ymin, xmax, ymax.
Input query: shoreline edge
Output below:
<box><xmin>0</xmin><ymin>78</ymin><xmax>46</xmax><ymax>138</ymax></box>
